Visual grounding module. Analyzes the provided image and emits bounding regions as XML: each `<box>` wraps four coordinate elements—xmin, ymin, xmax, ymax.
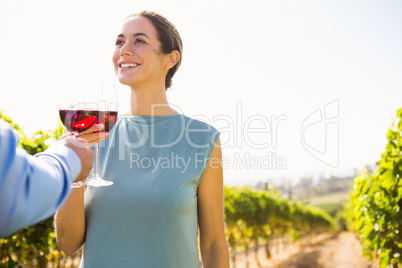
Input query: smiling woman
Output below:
<box><xmin>113</xmin><ymin>11</ymin><xmax>183</xmax><ymax>92</ymax></box>
<box><xmin>54</xmin><ymin>10</ymin><xmax>229</xmax><ymax>268</ymax></box>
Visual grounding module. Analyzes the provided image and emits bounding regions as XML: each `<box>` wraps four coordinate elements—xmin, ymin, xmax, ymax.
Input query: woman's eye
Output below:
<box><xmin>115</xmin><ymin>39</ymin><xmax>124</xmax><ymax>46</ymax></box>
<box><xmin>135</xmin><ymin>38</ymin><xmax>146</xmax><ymax>44</ymax></box>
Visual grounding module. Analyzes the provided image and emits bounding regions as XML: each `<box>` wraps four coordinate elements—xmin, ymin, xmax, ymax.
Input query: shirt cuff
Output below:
<box><xmin>37</xmin><ymin>145</ymin><xmax>82</xmax><ymax>183</ymax></box>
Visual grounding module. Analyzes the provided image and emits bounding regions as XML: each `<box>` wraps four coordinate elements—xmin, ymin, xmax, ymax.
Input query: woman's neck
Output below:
<box><xmin>128</xmin><ymin>86</ymin><xmax>177</xmax><ymax>116</ymax></box>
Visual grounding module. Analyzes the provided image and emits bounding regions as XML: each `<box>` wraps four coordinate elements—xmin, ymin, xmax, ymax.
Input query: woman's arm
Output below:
<box><xmin>54</xmin><ymin>187</ymin><xmax>86</xmax><ymax>256</ymax></box>
<box><xmin>54</xmin><ymin>124</ymin><xmax>108</xmax><ymax>255</ymax></box>
<box><xmin>198</xmin><ymin>138</ymin><xmax>230</xmax><ymax>268</ymax></box>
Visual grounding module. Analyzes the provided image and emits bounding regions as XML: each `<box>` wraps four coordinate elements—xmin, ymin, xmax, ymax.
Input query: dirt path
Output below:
<box><xmin>232</xmin><ymin>232</ymin><xmax>378</xmax><ymax>268</ymax></box>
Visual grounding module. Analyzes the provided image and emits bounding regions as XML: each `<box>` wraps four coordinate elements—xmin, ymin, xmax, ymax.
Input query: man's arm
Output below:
<box><xmin>0</xmin><ymin>119</ymin><xmax>90</xmax><ymax>238</ymax></box>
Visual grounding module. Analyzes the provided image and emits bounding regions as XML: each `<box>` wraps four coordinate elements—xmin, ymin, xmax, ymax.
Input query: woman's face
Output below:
<box><xmin>113</xmin><ymin>16</ymin><xmax>168</xmax><ymax>88</ymax></box>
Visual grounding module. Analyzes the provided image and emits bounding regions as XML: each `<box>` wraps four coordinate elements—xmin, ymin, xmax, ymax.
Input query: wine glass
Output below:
<box><xmin>59</xmin><ymin>82</ymin><xmax>118</xmax><ymax>187</ymax></box>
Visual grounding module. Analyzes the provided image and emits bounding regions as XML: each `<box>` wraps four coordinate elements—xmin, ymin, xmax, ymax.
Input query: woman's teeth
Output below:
<box><xmin>120</xmin><ymin>63</ymin><xmax>139</xmax><ymax>68</ymax></box>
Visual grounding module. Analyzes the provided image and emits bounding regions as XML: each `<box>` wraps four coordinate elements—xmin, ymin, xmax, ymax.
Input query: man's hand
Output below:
<box><xmin>62</xmin><ymin>124</ymin><xmax>109</xmax><ymax>181</ymax></box>
<box><xmin>63</xmin><ymin>137</ymin><xmax>95</xmax><ymax>182</ymax></box>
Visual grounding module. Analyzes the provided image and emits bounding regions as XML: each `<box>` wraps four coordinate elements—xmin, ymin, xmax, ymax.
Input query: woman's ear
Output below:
<box><xmin>164</xmin><ymin>50</ymin><xmax>180</xmax><ymax>70</ymax></box>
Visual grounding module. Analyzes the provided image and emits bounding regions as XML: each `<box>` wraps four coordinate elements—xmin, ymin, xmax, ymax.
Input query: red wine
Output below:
<box><xmin>59</xmin><ymin>109</ymin><xmax>118</xmax><ymax>134</ymax></box>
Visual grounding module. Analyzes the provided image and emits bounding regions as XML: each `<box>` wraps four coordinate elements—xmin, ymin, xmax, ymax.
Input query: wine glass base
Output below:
<box><xmin>85</xmin><ymin>177</ymin><xmax>114</xmax><ymax>187</ymax></box>
<box><xmin>71</xmin><ymin>181</ymin><xmax>84</xmax><ymax>188</ymax></box>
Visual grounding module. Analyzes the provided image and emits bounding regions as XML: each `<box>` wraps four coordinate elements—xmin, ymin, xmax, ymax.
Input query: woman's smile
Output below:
<box><xmin>118</xmin><ymin>61</ymin><xmax>141</xmax><ymax>71</ymax></box>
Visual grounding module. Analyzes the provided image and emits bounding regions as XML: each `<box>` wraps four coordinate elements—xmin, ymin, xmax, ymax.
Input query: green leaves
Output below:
<box><xmin>351</xmin><ymin>107</ymin><xmax>402</xmax><ymax>267</ymax></box>
<box><xmin>224</xmin><ymin>185</ymin><xmax>334</xmax><ymax>251</ymax></box>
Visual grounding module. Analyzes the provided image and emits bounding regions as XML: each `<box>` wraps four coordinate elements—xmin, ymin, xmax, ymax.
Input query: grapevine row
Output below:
<box><xmin>224</xmin><ymin>185</ymin><xmax>334</xmax><ymax>262</ymax></box>
<box><xmin>350</xmin><ymin>108</ymin><xmax>402</xmax><ymax>268</ymax></box>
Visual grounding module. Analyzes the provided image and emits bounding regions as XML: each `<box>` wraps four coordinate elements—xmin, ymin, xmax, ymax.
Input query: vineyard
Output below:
<box><xmin>224</xmin><ymin>185</ymin><xmax>334</xmax><ymax>267</ymax></box>
<box><xmin>350</xmin><ymin>108</ymin><xmax>402</xmax><ymax>268</ymax></box>
<box><xmin>1</xmin><ymin>108</ymin><xmax>402</xmax><ymax>267</ymax></box>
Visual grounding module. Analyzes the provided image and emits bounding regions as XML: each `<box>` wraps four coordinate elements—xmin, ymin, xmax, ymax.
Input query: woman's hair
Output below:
<box><xmin>126</xmin><ymin>11</ymin><xmax>183</xmax><ymax>90</ymax></box>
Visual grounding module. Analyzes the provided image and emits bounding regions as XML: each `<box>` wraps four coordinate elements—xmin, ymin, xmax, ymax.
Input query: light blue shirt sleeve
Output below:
<box><xmin>0</xmin><ymin>119</ymin><xmax>81</xmax><ymax>238</ymax></box>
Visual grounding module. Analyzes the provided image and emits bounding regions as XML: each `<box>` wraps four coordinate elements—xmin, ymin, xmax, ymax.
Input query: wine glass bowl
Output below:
<box><xmin>59</xmin><ymin>102</ymin><xmax>99</xmax><ymax>136</ymax></box>
<box><xmin>58</xmin><ymin>83</ymin><xmax>118</xmax><ymax>188</ymax></box>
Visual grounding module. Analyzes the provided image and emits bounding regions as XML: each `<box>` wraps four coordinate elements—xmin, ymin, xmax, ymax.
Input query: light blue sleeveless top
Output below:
<box><xmin>79</xmin><ymin>114</ymin><xmax>220</xmax><ymax>268</ymax></box>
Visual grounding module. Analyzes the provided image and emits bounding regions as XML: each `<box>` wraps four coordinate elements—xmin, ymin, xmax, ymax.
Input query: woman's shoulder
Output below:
<box><xmin>179</xmin><ymin>114</ymin><xmax>220</xmax><ymax>135</ymax></box>
<box><xmin>177</xmin><ymin>115</ymin><xmax>221</xmax><ymax>148</ymax></box>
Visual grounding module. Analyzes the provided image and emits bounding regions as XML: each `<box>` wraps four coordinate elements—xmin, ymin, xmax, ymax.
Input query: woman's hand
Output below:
<box><xmin>76</xmin><ymin>123</ymin><xmax>109</xmax><ymax>147</ymax></box>
<box><xmin>64</xmin><ymin>123</ymin><xmax>109</xmax><ymax>147</ymax></box>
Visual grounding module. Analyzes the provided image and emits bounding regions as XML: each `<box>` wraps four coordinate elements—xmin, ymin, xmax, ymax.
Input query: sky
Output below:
<box><xmin>1</xmin><ymin>0</ymin><xmax>401</xmax><ymax>187</ymax></box>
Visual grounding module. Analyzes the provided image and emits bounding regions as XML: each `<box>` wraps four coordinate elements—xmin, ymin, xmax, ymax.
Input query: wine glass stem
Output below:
<box><xmin>95</xmin><ymin>142</ymin><xmax>100</xmax><ymax>177</ymax></box>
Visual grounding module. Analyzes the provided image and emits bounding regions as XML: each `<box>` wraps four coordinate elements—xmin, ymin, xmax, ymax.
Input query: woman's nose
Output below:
<box><xmin>120</xmin><ymin>43</ymin><xmax>133</xmax><ymax>56</ymax></box>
